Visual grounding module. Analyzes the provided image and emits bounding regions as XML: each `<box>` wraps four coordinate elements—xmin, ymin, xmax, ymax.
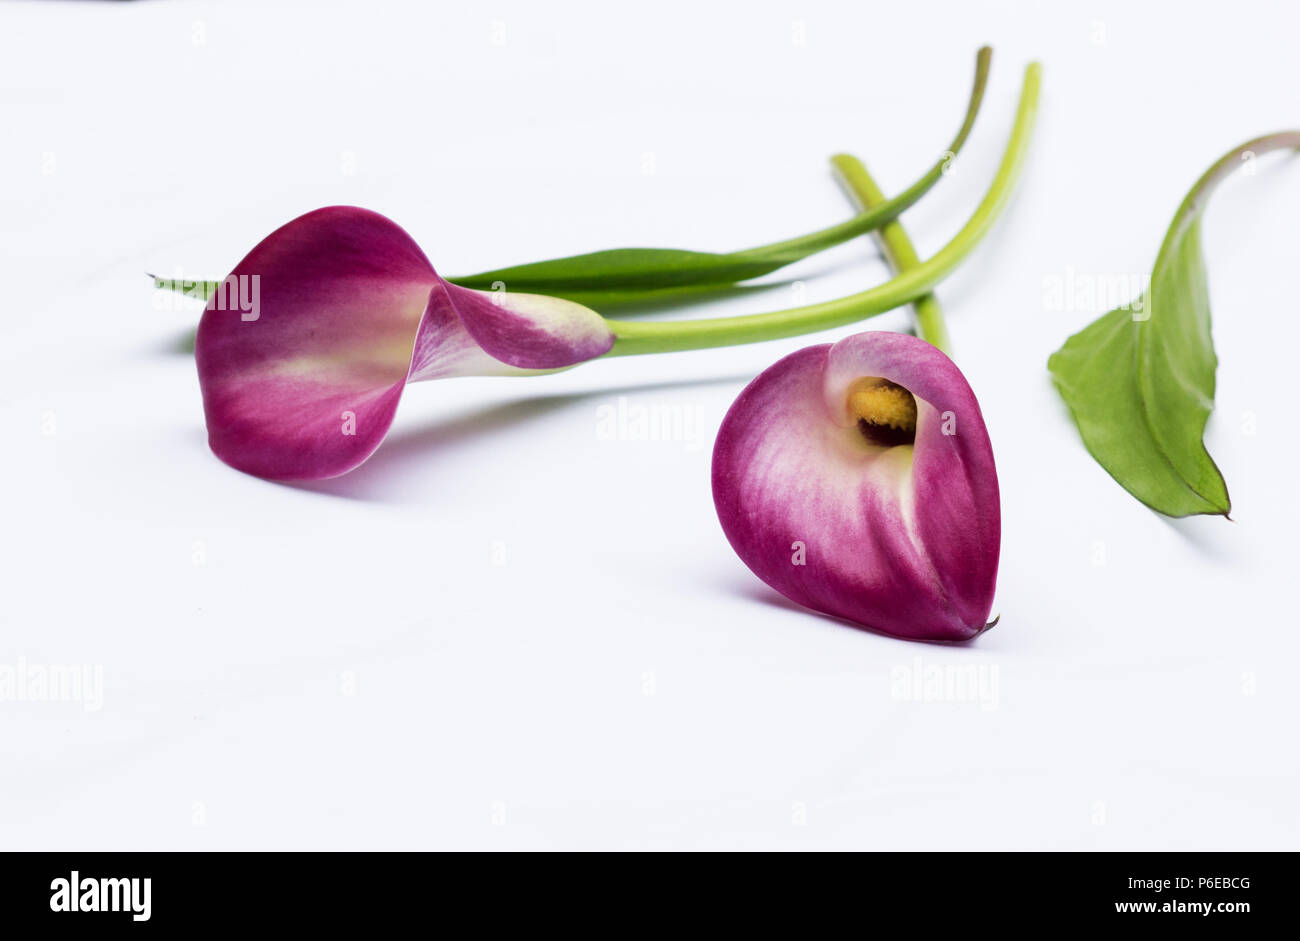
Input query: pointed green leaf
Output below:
<box><xmin>448</xmin><ymin>246</ymin><xmax>790</xmax><ymax>294</ymax></box>
<box><xmin>1049</xmin><ymin>132</ymin><xmax>1300</xmax><ymax>517</ymax></box>
<box><xmin>148</xmin><ymin>274</ymin><xmax>217</xmax><ymax>302</ymax></box>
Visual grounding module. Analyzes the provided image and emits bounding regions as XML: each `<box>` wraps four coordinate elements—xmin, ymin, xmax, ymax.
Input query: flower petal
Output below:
<box><xmin>196</xmin><ymin>207</ymin><xmax>615</xmax><ymax>479</ymax></box>
<box><xmin>712</xmin><ymin>331</ymin><xmax>999</xmax><ymax>640</ymax></box>
<box><xmin>443</xmin><ymin>284</ymin><xmax>615</xmax><ymax>370</ymax></box>
<box><xmin>195</xmin><ymin>207</ymin><xmax>436</xmax><ymax>480</ymax></box>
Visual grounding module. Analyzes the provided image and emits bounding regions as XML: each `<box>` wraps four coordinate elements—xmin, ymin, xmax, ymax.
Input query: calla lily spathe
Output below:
<box><xmin>712</xmin><ymin>331</ymin><xmax>1000</xmax><ymax>641</ymax></box>
<box><xmin>195</xmin><ymin>206</ymin><xmax>614</xmax><ymax>480</ymax></box>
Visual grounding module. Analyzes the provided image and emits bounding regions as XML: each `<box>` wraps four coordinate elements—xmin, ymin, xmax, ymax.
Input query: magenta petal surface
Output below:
<box><xmin>195</xmin><ymin>207</ymin><xmax>434</xmax><ymax>480</ymax></box>
<box><xmin>195</xmin><ymin>207</ymin><xmax>614</xmax><ymax>480</ymax></box>
<box><xmin>444</xmin><ymin>284</ymin><xmax>617</xmax><ymax>370</ymax></box>
<box><xmin>712</xmin><ymin>331</ymin><xmax>1000</xmax><ymax>641</ymax></box>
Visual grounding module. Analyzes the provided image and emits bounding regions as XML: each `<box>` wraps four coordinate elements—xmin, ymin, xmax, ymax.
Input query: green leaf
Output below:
<box><xmin>147</xmin><ymin>274</ymin><xmax>217</xmax><ymax>302</ymax></box>
<box><xmin>1049</xmin><ymin>132</ymin><xmax>1300</xmax><ymax>517</ymax></box>
<box><xmin>155</xmin><ymin>48</ymin><xmax>992</xmax><ymax>306</ymax></box>
<box><xmin>448</xmin><ymin>246</ymin><xmax>790</xmax><ymax>294</ymax></box>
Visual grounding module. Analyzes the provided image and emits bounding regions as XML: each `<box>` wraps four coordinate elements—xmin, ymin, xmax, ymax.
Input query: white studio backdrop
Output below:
<box><xmin>1</xmin><ymin>0</ymin><xmax>1297</xmax><ymax>849</ymax></box>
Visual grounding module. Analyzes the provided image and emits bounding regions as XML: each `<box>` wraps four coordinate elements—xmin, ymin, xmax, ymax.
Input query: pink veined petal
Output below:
<box><xmin>196</xmin><ymin>207</ymin><xmax>437</xmax><ymax>480</ymax></box>
<box><xmin>195</xmin><ymin>206</ymin><xmax>615</xmax><ymax>480</ymax></box>
<box><xmin>823</xmin><ymin>332</ymin><xmax>1000</xmax><ymax>633</ymax></box>
<box><xmin>712</xmin><ymin>332</ymin><xmax>1000</xmax><ymax>641</ymax></box>
<box><xmin>445</xmin><ymin>284</ymin><xmax>616</xmax><ymax>371</ymax></box>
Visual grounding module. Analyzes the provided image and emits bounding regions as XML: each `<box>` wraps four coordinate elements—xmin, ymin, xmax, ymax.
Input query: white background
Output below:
<box><xmin>2</xmin><ymin>0</ymin><xmax>1298</xmax><ymax>850</ymax></box>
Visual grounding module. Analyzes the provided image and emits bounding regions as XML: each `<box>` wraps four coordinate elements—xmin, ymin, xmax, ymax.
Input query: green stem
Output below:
<box><xmin>1152</xmin><ymin>130</ymin><xmax>1300</xmax><ymax>275</ymax></box>
<box><xmin>726</xmin><ymin>45</ymin><xmax>991</xmax><ymax>265</ymax></box>
<box><xmin>603</xmin><ymin>62</ymin><xmax>1040</xmax><ymax>357</ymax></box>
<box><xmin>831</xmin><ymin>155</ymin><xmax>951</xmax><ymax>354</ymax></box>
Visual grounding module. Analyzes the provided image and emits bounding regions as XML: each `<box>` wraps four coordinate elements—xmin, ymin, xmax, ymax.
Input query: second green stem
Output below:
<box><xmin>603</xmin><ymin>61</ymin><xmax>1040</xmax><ymax>357</ymax></box>
<box><xmin>831</xmin><ymin>155</ymin><xmax>951</xmax><ymax>355</ymax></box>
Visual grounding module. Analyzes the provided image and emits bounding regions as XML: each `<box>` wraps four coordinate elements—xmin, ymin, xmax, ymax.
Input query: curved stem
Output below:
<box><xmin>603</xmin><ymin>62</ymin><xmax>1041</xmax><ymax>357</ymax></box>
<box><xmin>1153</xmin><ymin>130</ymin><xmax>1300</xmax><ymax>274</ymax></box>
<box><xmin>730</xmin><ymin>45</ymin><xmax>991</xmax><ymax>264</ymax></box>
<box><xmin>831</xmin><ymin>155</ymin><xmax>951</xmax><ymax>354</ymax></box>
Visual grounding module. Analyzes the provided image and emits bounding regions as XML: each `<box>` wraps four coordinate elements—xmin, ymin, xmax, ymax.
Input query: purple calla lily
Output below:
<box><xmin>712</xmin><ymin>331</ymin><xmax>1000</xmax><ymax>641</ymax></box>
<box><xmin>195</xmin><ymin>206</ymin><xmax>614</xmax><ymax>480</ymax></box>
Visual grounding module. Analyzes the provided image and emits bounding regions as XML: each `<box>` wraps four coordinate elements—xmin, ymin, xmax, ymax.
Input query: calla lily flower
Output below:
<box><xmin>195</xmin><ymin>206</ymin><xmax>615</xmax><ymax>479</ymax></box>
<box><xmin>712</xmin><ymin>331</ymin><xmax>1000</xmax><ymax>641</ymax></box>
